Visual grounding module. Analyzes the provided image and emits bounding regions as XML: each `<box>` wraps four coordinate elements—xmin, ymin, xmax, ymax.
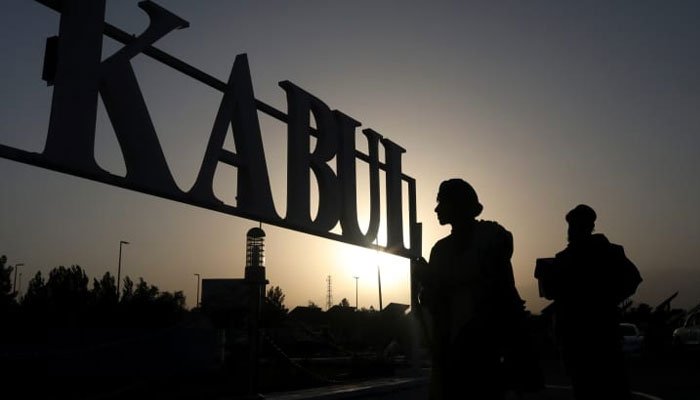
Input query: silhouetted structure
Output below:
<box><xmin>245</xmin><ymin>227</ymin><xmax>268</xmax><ymax>398</ymax></box>
<box><xmin>644</xmin><ymin>292</ymin><xmax>684</xmax><ymax>355</ymax></box>
<box><xmin>415</xmin><ymin>179</ymin><xmax>539</xmax><ymax>400</ymax></box>
<box><xmin>288</xmin><ymin>305</ymin><xmax>325</xmax><ymax>327</ymax></box>
<box><xmin>326</xmin><ymin>275</ymin><xmax>333</xmax><ymax>310</ymax></box>
<box><xmin>536</xmin><ymin>204</ymin><xmax>642</xmax><ymax>400</ymax></box>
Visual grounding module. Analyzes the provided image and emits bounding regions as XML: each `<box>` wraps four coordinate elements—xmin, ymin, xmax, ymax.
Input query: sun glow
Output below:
<box><xmin>334</xmin><ymin>243</ymin><xmax>411</xmax><ymax>308</ymax></box>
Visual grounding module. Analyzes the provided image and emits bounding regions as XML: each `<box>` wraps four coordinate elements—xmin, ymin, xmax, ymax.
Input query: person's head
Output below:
<box><xmin>566</xmin><ymin>204</ymin><xmax>596</xmax><ymax>243</ymax></box>
<box><xmin>434</xmin><ymin>179</ymin><xmax>483</xmax><ymax>225</ymax></box>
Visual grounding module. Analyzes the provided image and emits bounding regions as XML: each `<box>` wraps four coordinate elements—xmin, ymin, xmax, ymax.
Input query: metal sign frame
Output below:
<box><xmin>0</xmin><ymin>0</ymin><xmax>422</xmax><ymax>259</ymax></box>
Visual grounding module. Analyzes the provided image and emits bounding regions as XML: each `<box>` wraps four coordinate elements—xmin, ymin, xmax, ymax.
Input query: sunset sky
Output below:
<box><xmin>1</xmin><ymin>1</ymin><xmax>699</xmax><ymax>313</ymax></box>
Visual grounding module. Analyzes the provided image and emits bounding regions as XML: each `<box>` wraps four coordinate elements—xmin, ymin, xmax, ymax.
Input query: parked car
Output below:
<box><xmin>673</xmin><ymin>311</ymin><xmax>700</xmax><ymax>348</ymax></box>
<box><xmin>619</xmin><ymin>323</ymin><xmax>644</xmax><ymax>355</ymax></box>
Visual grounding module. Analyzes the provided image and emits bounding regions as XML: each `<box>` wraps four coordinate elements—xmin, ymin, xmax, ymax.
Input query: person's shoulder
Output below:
<box><xmin>431</xmin><ymin>234</ymin><xmax>452</xmax><ymax>251</ymax></box>
<box><xmin>591</xmin><ymin>233</ymin><xmax>612</xmax><ymax>246</ymax></box>
<box><xmin>476</xmin><ymin>219</ymin><xmax>511</xmax><ymax>238</ymax></box>
<box><xmin>475</xmin><ymin>220</ymin><xmax>513</xmax><ymax>251</ymax></box>
<box><xmin>609</xmin><ymin>242</ymin><xmax>625</xmax><ymax>254</ymax></box>
<box><xmin>476</xmin><ymin>219</ymin><xmax>507</xmax><ymax>230</ymax></box>
<box><xmin>555</xmin><ymin>243</ymin><xmax>572</xmax><ymax>259</ymax></box>
<box><xmin>606</xmin><ymin>241</ymin><xmax>630</xmax><ymax>261</ymax></box>
<box><xmin>592</xmin><ymin>234</ymin><xmax>627</xmax><ymax>254</ymax></box>
<box><xmin>428</xmin><ymin>234</ymin><xmax>454</xmax><ymax>263</ymax></box>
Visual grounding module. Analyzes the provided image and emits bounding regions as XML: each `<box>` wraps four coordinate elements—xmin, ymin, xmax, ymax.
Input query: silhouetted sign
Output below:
<box><xmin>1</xmin><ymin>0</ymin><xmax>422</xmax><ymax>258</ymax></box>
<box><xmin>201</xmin><ymin>279</ymin><xmax>248</xmax><ymax>312</ymax></box>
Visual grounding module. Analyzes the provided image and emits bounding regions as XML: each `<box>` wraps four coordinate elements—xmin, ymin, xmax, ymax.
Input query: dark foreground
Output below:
<box><xmin>6</xmin><ymin>352</ymin><xmax>694</xmax><ymax>400</ymax></box>
<box><xmin>3</xmin><ymin>331</ymin><xmax>698</xmax><ymax>400</ymax></box>
<box><xmin>264</xmin><ymin>351</ymin><xmax>699</xmax><ymax>400</ymax></box>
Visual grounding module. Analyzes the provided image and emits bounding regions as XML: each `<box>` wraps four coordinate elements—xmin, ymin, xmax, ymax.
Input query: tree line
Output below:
<box><xmin>0</xmin><ymin>254</ymin><xmax>186</xmax><ymax>331</ymax></box>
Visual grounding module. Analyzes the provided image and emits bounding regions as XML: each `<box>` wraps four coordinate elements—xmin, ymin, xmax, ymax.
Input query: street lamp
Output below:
<box><xmin>117</xmin><ymin>240</ymin><xmax>129</xmax><ymax>298</ymax></box>
<box><xmin>13</xmin><ymin>263</ymin><xmax>24</xmax><ymax>294</ymax></box>
<box><xmin>377</xmin><ymin>264</ymin><xmax>383</xmax><ymax>311</ymax></box>
<box><xmin>245</xmin><ymin>226</ymin><xmax>267</xmax><ymax>398</ymax></box>
<box><xmin>353</xmin><ymin>276</ymin><xmax>359</xmax><ymax>309</ymax></box>
<box><xmin>194</xmin><ymin>273</ymin><xmax>201</xmax><ymax>308</ymax></box>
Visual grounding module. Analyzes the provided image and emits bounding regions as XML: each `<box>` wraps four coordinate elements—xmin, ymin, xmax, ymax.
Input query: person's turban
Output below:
<box><xmin>566</xmin><ymin>204</ymin><xmax>597</xmax><ymax>226</ymax></box>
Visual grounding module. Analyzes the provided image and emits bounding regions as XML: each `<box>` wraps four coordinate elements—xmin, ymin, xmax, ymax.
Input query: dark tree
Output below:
<box><xmin>120</xmin><ymin>276</ymin><xmax>134</xmax><ymax>302</ymax></box>
<box><xmin>339</xmin><ymin>298</ymin><xmax>350</xmax><ymax>308</ymax></box>
<box><xmin>156</xmin><ymin>290</ymin><xmax>186</xmax><ymax>310</ymax></box>
<box><xmin>46</xmin><ymin>265</ymin><xmax>90</xmax><ymax>325</ymax></box>
<box><xmin>153</xmin><ymin>290</ymin><xmax>186</xmax><ymax>326</ymax></box>
<box><xmin>88</xmin><ymin>272</ymin><xmax>118</xmax><ymax>325</ymax></box>
<box><xmin>266</xmin><ymin>286</ymin><xmax>288</xmax><ymax>314</ymax></box>
<box><xmin>21</xmin><ymin>271</ymin><xmax>47</xmax><ymax>311</ymax></box>
<box><xmin>0</xmin><ymin>255</ymin><xmax>17</xmax><ymax>310</ymax></box>
<box><xmin>91</xmin><ymin>271</ymin><xmax>117</xmax><ymax>306</ymax></box>
<box><xmin>307</xmin><ymin>301</ymin><xmax>320</xmax><ymax>309</ymax></box>
<box><xmin>133</xmin><ymin>277</ymin><xmax>159</xmax><ymax>302</ymax></box>
<box><xmin>118</xmin><ymin>277</ymin><xmax>186</xmax><ymax>327</ymax></box>
<box><xmin>263</xmin><ymin>286</ymin><xmax>288</xmax><ymax>328</ymax></box>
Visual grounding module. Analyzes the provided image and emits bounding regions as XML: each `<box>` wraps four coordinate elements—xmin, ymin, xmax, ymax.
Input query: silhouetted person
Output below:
<box><xmin>415</xmin><ymin>179</ymin><xmax>532</xmax><ymax>400</ymax></box>
<box><xmin>545</xmin><ymin>204</ymin><xmax>642</xmax><ymax>400</ymax></box>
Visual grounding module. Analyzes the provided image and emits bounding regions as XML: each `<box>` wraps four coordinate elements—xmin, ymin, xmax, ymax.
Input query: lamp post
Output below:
<box><xmin>117</xmin><ymin>240</ymin><xmax>129</xmax><ymax>298</ymax></box>
<box><xmin>245</xmin><ymin>227</ymin><xmax>267</xmax><ymax>398</ymax></box>
<box><xmin>377</xmin><ymin>265</ymin><xmax>383</xmax><ymax>311</ymax></box>
<box><xmin>13</xmin><ymin>263</ymin><xmax>23</xmax><ymax>295</ymax></box>
<box><xmin>353</xmin><ymin>276</ymin><xmax>359</xmax><ymax>309</ymax></box>
<box><xmin>194</xmin><ymin>273</ymin><xmax>201</xmax><ymax>308</ymax></box>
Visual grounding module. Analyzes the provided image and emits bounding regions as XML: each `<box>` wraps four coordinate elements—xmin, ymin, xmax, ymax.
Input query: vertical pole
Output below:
<box><xmin>410</xmin><ymin>222</ymin><xmax>424</xmax><ymax>376</ymax></box>
<box><xmin>13</xmin><ymin>263</ymin><xmax>24</xmax><ymax>294</ymax></box>
<box><xmin>13</xmin><ymin>266</ymin><xmax>18</xmax><ymax>294</ymax></box>
<box><xmin>245</xmin><ymin>264</ymin><xmax>265</xmax><ymax>399</ymax></box>
<box><xmin>375</xmin><ymin>238</ymin><xmax>383</xmax><ymax>311</ymax></box>
<box><xmin>326</xmin><ymin>276</ymin><xmax>333</xmax><ymax>310</ymax></box>
<box><xmin>117</xmin><ymin>244</ymin><xmax>122</xmax><ymax>297</ymax></box>
<box><xmin>377</xmin><ymin>265</ymin><xmax>383</xmax><ymax>311</ymax></box>
<box><xmin>117</xmin><ymin>241</ymin><xmax>129</xmax><ymax>299</ymax></box>
<box><xmin>245</xmin><ymin>228</ymin><xmax>267</xmax><ymax>399</ymax></box>
<box><xmin>354</xmin><ymin>276</ymin><xmax>359</xmax><ymax>309</ymax></box>
<box><xmin>194</xmin><ymin>273</ymin><xmax>200</xmax><ymax>308</ymax></box>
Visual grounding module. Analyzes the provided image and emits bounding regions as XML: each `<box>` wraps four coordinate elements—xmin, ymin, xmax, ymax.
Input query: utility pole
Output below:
<box><xmin>194</xmin><ymin>273</ymin><xmax>201</xmax><ymax>308</ymax></box>
<box><xmin>326</xmin><ymin>275</ymin><xmax>333</xmax><ymax>310</ymax></box>
<box><xmin>377</xmin><ymin>265</ymin><xmax>383</xmax><ymax>311</ymax></box>
<box><xmin>374</xmin><ymin>238</ymin><xmax>382</xmax><ymax>310</ymax></box>
<box><xmin>354</xmin><ymin>276</ymin><xmax>359</xmax><ymax>309</ymax></box>
<box><xmin>117</xmin><ymin>241</ymin><xmax>129</xmax><ymax>298</ymax></box>
<box><xmin>13</xmin><ymin>263</ymin><xmax>23</xmax><ymax>294</ymax></box>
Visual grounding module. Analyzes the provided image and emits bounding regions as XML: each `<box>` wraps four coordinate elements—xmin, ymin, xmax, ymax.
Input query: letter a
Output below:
<box><xmin>190</xmin><ymin>54</ymin><xmax>278</xmax><ymax>220</ymax></box>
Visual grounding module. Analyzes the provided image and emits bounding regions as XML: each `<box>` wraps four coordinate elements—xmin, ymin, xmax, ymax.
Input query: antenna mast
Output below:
<box><xmin>326</xmin><ymin>275</ymin><xmax>333</xmax><ymax>310</ymax></box>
